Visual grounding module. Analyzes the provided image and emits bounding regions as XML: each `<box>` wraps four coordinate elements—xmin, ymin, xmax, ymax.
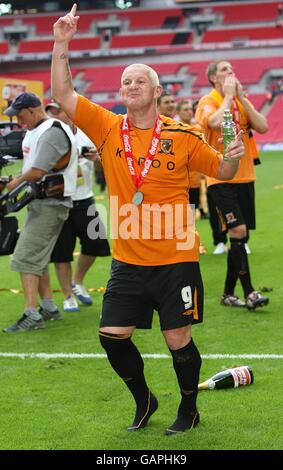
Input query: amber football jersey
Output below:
<box><xmin>196</xmin><ymin>89</ymin><xmax>256</xmax><ymax>187</ymax></box>
<box><xmin>74</xmin><ymin>95</ymin><xmax>223</xmax><ymax>266</ymax></box>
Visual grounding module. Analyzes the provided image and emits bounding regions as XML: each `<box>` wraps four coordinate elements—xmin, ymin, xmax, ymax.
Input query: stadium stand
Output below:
<box><xmin>0</xmin><ymin>7</ymin><xmax>186</xmax><ymax>38</ymax></box>
<box><xmin>18</xmin><ymin>37</ymin><xmax>101</xmax><ymax>53</ymax></box>
<box><xmin>254</xmin><ymin>94</ymin><xmax>283</xmax><ymax>144</ymax></box>
<box><xmin>115</xmin><ymin>7</ymin><xmax>185</xmax><ymax>29</ymax></box>
<box><xmin>109</xmin><ymin>31</ymin><xmax>191</xmax><ymax>48</ymax></box>
<box><xmin>1</xmin><ymin>0</ymin><xmax>282</xmax><ymax>144</ymax></box>
<box><xmin>0</xmin><ymin>17</ymin><xmax>14</xmax><ymax>26</ymax></box>
<box><xmin>83</xmin><ymin>65</ymin><xmax>125</xmax><ymax>94</ymax></box>
<box><xmin>83</xmin><ymin>62</ymin><xmax>181</xmax><ymax>94</ymax></box>
<box><xmin>18</xmin><ymin>39</ymin><xmax>55</xmax><ymax>54</ymax></box>
<box><xmin>21</xmin><ymin>13</ymin><xmax>106</xmax><ymax>35</ymax></box>
<box><xmin>180</xmin><ymin>57</ymin><xmax>283</xmax><ymax>89</ymax></box>
<box><xmin>202</xmin><ymin>26</ymin><xmax>283</xmax><ymax>44</ymax></box>
<box><xmin>203</xmin><ymin>2</ymin><xmax>281</xmax><ymax>23</ymax></box>
<box><xmin>0</xmin><ymin>42</ymin><xmax>9</xmax><ymax>54</ymax></box>
<box><xmin>247</xmin><ymin>93</ymin><xmax>267</xmax><ymax>111</ymax></box>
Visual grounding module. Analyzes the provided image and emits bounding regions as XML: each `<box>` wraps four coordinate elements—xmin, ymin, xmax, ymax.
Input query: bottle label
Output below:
<box><xmin>230</xmin><ymin>366</ymin><xmax>252</xmax><ymax>388</ymax></box>
<box><xmin>207</xmin><ymin>379</ymin><xmax>216</xmax><ymax>390</ymax></box>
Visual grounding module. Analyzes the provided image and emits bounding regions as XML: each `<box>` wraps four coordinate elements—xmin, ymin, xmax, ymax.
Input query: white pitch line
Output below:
<box><xmin>0</xmin><ymin>352</ymin><xmax>282</xmax><ymax>359</ymax></box>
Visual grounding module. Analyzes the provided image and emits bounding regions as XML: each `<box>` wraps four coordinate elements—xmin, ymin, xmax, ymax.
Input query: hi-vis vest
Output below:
<box><xmin>22</xmin><ymin>118</ymin><xmax>77</xmax><ymax>197</ymax></box>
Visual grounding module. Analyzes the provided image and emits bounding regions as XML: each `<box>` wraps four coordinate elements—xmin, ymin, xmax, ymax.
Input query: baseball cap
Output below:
<box><xmin>4</xmin><ymin>92</ymin><xmax>42</xmax><ymax>117</ymax></box>
<box><xmin>45</xmin><ymin>101</ymin><xmax>61</xmax><ymax>112</ymax></box>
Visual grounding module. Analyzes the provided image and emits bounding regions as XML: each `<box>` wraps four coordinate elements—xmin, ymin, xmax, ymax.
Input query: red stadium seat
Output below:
<box><xmin>117</xmin><ymin>8</ymin><xmax>184</xmax><ymax>30</ymax></box>
<box><xmin>110</xmin><ymin>32</ymin><xmax>177</xmax><ymax>49</ymax></box>
<box><xmin>0</xmin><ymin>42</ymin><xmax>9</xmax><ymax>55</ymax></box>
<box><xmin>18</xmin><ymin>39</ymin><xmax>54</xmax><ymax>53</ymax></box>
<box><xmin>204</xmin><ymin>2</ymin><xmax>281</xmax><ymax>23</ymax></box>
<box><xmin>22</xmin><ymin>13</ymin><xmax>103</xmax><ymax>34</ymax></box>
<box><xmin>254</xmin><ymin>94</ymin><xmax>283</xmax><ymax>143</ymax></box>
<box><xmin>202</xmin><ymin>26</ymin><xmax>283</xmax><ymax>43</ymax></box>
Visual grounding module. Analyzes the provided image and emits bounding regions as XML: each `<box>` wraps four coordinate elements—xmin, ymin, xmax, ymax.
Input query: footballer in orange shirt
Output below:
<box><xmin>196</xmin><ymin>60</ymin><xmax>269</xmax><ymax>311</ymax></box>
<box><xmin>52</xmin><ymin>6</ymin><xmax>245</xmax><ymax>435</ymax></box>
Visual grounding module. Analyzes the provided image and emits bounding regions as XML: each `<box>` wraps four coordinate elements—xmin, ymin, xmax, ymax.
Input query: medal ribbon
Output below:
<box><xmin>121</xmin><ymin>114</ymin><xmax>162</xmax><ymax>190</ymax></box>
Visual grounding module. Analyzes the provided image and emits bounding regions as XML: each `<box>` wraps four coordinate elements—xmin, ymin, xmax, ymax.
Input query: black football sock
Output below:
<box><xmin>224</xmin><ymin>246</ymin><xmax>238</xmax><ymax>295</ymax></box>
<box><xmin>99</xmin><ymin>332</ymin><xmax>158</xmax><ymax>429</ymax></box>
<box><xmin>166</xmin><ymin>339</ymin><xmax>201</xmax><ymax>433</ymax></box>
<box><xmin>230</xmin><ymin>238</ymin><xmax>254</xmax><ymax>298</ymax></box>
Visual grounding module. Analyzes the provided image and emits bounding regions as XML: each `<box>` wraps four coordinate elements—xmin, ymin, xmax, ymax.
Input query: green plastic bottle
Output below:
<box><xmin>221</xmin><ymin>109</ymin><xmax>236</xmax><ymax>162</ymax></box>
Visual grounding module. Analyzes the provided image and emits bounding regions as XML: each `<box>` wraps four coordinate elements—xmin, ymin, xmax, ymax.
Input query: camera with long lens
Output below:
<box><xmin>0</xmin><ymin>124</ymin><xmax>25</xmax><ymax>159</ymax></box>
<box><xmin>0</xmin><ymin>172</ymin><xmax>65</xmax><ymax>256</ymax></box>
<box><xmin>0</xmin><ymin>166</ymin><xmax>24</xmax><ymax>256</ymax></box>
<box><xmin>0</xmin><ymin>125</ymin><xmax>26</xmax><ymax>255</ymax></box>
<box><xmin>0</xmin><ymin>165</ymin><xmax>37</xmax><ymax>255</ymax></box>
<box><xmin>0</xmin><ymin>124</ymin><xmax>66</xmax><ymax>255</ymax></box>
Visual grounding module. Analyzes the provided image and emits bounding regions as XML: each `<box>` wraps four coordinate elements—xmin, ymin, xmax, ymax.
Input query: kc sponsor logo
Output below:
<box><xmin>137</xmin><ymin>156</ymin><xmax>175</xmax><ymax>171</ymax></box>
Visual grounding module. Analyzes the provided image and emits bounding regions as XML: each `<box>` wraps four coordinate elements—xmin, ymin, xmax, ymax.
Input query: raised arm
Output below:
<box><xmin>51</xmin><ymin>3</ymin><xmax>79</xmax><ymax>120</ymax></box>
<box><xmin>236</xmin><ymin>80</ymin><xmax>268</xmax><ymax>134</ymax></box>
<box><xmin>207</xmin><ymin>76</ymin><xmax>236</xmax><ymax>129</ymax></box>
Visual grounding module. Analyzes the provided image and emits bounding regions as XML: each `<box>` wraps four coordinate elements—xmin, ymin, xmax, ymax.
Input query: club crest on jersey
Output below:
<box><xmin>159</xmin><ymin>139</ymin><xmax>174</xmax><ymax>155</ymax></box>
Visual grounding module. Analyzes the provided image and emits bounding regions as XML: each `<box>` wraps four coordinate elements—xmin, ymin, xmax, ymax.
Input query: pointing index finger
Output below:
<box><xmin>70</xmin><ymin>3</ymin><xmax>77</xmax><ymax>16</ymax></box>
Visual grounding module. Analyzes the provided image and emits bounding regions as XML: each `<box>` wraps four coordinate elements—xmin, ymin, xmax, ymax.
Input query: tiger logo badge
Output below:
<box><xmin>159</xmin><ymin>139</ymin><xmax>174</xmax><ymax>155</ymax></box>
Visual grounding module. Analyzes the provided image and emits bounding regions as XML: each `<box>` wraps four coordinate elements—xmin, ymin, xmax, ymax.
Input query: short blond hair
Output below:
<box><xmin>121</xmin><ymin>63</ymin><xmax>160</xmax><ymax>86</ymax></box>
<box><xmin>206</xmin><ymin>59</ymin><xmax>230</xmax><ymax>86</ymax></box>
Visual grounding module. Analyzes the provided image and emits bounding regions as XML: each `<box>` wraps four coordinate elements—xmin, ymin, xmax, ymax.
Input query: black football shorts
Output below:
<box><xmin>100</xmin><ymin>259</ymin><xmax>204</xmax><ymax>331</ymax></box>
<box><xmin>208</xmin><ymin>182</ymin><xmax>255</xmax><ymax>231</ymax></box>
<box><xmin>50</xmin><ymin>197</ymin><xmax>110</xmax><ymax>262</ymax></box>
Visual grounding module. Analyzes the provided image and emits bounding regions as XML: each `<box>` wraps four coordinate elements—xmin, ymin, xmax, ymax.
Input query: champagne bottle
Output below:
<box><xmin>198</xmin><ymin>366</ymin><xmax>254</xmax><ymax>390</ymax></box>
<box><xmin>221</xmin><ymin>109</ymin><xmax>236</xmax><ymax>162</ymax></box>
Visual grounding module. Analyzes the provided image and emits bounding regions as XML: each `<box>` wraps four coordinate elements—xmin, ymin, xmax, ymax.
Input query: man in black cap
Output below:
<box><xmin>3</xmin><ymin>92</ymin><xmax>78</xmax><ymax>332</ymax></box>
<box><xmin>4</xmin><ymin>92</ymin><xmax>41</xmax><ymax>121</ymax></box>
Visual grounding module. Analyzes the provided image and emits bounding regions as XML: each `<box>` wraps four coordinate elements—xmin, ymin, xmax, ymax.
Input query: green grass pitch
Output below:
<box><xmin>0</xmin><ymin>151</ymin><xmax>282</xmax><ymax>450</ymax></box>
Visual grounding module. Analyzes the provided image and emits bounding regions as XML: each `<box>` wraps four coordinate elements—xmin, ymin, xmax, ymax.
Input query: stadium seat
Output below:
<box><xmin>204</xmin><ymin>2</ymin><xmax>281</xmax><ymax>23</ymax></box>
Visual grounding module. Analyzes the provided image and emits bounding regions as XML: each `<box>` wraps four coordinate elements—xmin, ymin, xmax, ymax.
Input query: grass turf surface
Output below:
<box><xmin>0</xmin><ymin>151</ymin><xmax>282</xmax><ymax>450</ymax></box>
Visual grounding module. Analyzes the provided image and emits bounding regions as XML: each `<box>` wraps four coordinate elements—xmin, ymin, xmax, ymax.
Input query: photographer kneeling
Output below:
<box><xmin>3</xmin><ymin>92</ymin><xmax>77</xmax><ymax>333</ymax></box>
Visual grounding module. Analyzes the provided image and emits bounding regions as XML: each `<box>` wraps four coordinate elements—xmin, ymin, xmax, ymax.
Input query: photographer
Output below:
<box><xmin>3</xmin><ymin>92</ymin><xmax>77</xmax><ymax>333</ymax></box>
<box><xmin>45</xmin><ymin>101</ymin><xmax>110</xmax><ymax>312</ymax></box>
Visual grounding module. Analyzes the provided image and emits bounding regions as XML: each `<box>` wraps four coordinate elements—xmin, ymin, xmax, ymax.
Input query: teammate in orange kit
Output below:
<box><xmin>196</xmin><ymin>60</ymin><xmax>269</xmax><ymax>310</ymax></box>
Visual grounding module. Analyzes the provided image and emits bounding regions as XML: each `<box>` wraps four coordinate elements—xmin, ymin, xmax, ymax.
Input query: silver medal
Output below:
<box><xmin>132</xmin><ymin>191</ymin><xmax>144</xmax><ymax>205</ymax></box>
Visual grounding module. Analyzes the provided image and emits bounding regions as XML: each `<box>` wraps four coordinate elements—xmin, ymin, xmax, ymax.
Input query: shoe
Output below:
<box><xmin>165</xmin><ymin>410</ymin><xmax>200</xmax><ymax>435</ymax></box>
<box><xmin>3</xmin><ymin>312</ymin><xmax>45</xmax><ymax>333</ymax></box>
<box><xmin>245</xmin><ymin>243</ymin><xmax>251</xmax><ymax>254</ymax></box>
<box><xmin>38</xmin><ymin>306</ymin><xmax>62</xmax><ymax>321</ymax></box>
<box><xmin>72</xmin><ymin>284</ymin><xmax>93</xmax><ymax>305</ymax></box>
<box><xmin>213</xmin><ymin>242</ymin><xmax>227</xmax><ymax>255</ymax></box>
<box><xmin>127</xmin><ymin>392</ymin><xmax>158</xmax><ymax>431</ymax></box>
<box><xmin>199</xmin><ymin>244</ymin><xmax>207</xmax><ymax>255</ymax></box>
<box><xmin>63</xmin><ymin>296</ymin><xmax>80</xmax><ymax>312</ymax></box>
<box><xmin>220</xmin><ymin>294</ymin><xmax>246</xmax><ymax>308</ymax></box>
<box><xmin>246</xmin><ymin>291</ymin><xmax>269</xmax><ymax>310</ymax></box>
